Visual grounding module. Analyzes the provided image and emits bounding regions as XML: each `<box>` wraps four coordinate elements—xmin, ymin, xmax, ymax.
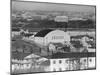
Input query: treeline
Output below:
<box><xmin>12</xmin><ymin>19</ymin><xmax>95</xmax><ymax>29</ymax></box>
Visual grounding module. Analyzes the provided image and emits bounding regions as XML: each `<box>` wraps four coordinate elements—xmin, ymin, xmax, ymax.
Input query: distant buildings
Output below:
<box><xmin>69</xmin><ymin>17</ymin><xmax>87</xmax><ymax>21</ymax></box>
<box><xmin>12</xmin><ymin>28</ymin><xmax>20</xmax><ymax>37</ymax></box>
<box><xmin>54</xmin><ymin>16</ymin><xmax>68</xmax><ymax>22</ymax></box>
<box><xmin>12</xmin><ymin>10</ymin><xmax>95</xmax><ymax>22</ymax></box>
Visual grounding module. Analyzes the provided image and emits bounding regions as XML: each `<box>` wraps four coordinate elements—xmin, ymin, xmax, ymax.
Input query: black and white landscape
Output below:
<box><xmin>11</xmin><ymin>0</ymin><xmax>96</xmax><ymax>74</ymax></box>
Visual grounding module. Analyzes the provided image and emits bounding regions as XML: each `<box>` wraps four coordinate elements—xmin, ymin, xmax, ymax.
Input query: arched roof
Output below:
<box><xmin>34</xmin><ymin>29</ymin><xmax>53</xmax><ymax>37</ymax></box>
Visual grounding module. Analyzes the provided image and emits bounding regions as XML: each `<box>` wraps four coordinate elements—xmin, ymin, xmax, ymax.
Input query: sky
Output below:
<box><xmin>12</xmin><ymin>0</ymin><xmax>95</xmax><ymax>14</ymax></box>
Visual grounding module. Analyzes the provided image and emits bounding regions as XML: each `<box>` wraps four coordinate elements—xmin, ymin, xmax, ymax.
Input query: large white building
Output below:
<box><xmin>34</xmin><ymin>29</ymin><xmax>70</xmax><ymax>47</ymax></box>
<box><xmin>45</xmin><ymin>52</ymin><xmax>96</xmax><ymax>72</ymax></box>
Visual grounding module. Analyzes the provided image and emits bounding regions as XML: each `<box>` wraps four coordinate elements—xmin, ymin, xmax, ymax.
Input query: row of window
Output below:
<box><xmin>53</xmin><ymin>59</ymin><xmax>93</xmax><ymax>64</ymax></box>
<box><xmin>53</xmin><ymin>60</ymin><xmax>69</xmax><ymax>64</ymax></box>
<box><xmin>83</xmin><ymin>59</ymin><xmax>92</xmax><ymax>62</ymax></box>
<box><xmin>52</xmin><ymin>36</ymin><xmax>64</xmax><ymax>40</ymax></box>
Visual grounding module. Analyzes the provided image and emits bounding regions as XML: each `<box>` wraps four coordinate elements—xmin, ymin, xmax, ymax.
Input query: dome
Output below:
<box><xmin>34</xmin><ymin>29</ymin><xmax>70</xmax><ymax>47</ymax></box>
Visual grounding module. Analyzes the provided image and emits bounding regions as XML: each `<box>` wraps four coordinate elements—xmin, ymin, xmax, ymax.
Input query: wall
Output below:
<box><xmin>45</xmin><ymin>30</ymin><xmax>70</xmax><ymax>45</ymax></box>
<box><xmin>49</xmin><ymin>58</ymin><xmax>69</xmax><ymax>71</ymax></box>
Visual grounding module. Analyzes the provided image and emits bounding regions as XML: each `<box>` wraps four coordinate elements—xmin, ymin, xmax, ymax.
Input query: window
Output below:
<box><xmin>52</xmin><ymin>36</ymin><xmax>64</xmax><ymax>40</ymax></box>
<box><xmin>84</xmin><ymin>59</ymin><xmax>86</xmax><ymax>62</ymax></box>
<box><xmin>27</xmin><ymin>64</ymin><xmax>29</xmax><ymax>66</ymax></box>
<box><xmin>59</xmin><ymin>60</ymin><xmax>62</xmax><ymax>64</ymax></box>
<box><xmin>89</xmin><ymin>59</ymin><xmax>92</xmax><ymax>62</ymax></box>
<box><xmin>52</xmin><ymin>36</ymin><xmax>55</xmax><ymax>40</ymax></box>
<box><xmin>53</xmin><ymin>60</ymin><xmax>56</xmax><ymax>64</ymax></box>
<box><xmin>65</xmin><ymin>60</ymin><xmax>68</xmax><ymax>63</ymax></box>
<box><xmin>53</xmin><ymin>68</ymin><xmax>56</xmax><ymax>71</ymax></box>
<box><xmin>66</xmin><ymin>67</ymin><xmax>69</xmax><ymax>70</ymax></box>
<box><xmin>59</xmin><ymin>68</ymin><xmax>62</xmax><ymax>71</ymax></box>
<box><xmin>52</xmin><ymin>36</ymin><xmax>54</xmax><ymax>40</ymax></box>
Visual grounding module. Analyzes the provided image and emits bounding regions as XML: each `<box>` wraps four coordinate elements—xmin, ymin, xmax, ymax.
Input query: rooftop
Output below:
<box><xmin>34</xmin><ymin>29</ymin><xmax>53</xmax><ymax>37</ymax></box>
<box><xmin>45</xmin><ymin>52</ymin><xmax>96</xmax><ymax>59</ymax></box>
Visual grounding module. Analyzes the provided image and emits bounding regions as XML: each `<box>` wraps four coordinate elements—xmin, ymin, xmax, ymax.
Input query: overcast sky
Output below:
<box><xmin>12</xmin><ymin>1</ymin><xmax>95</xmax><ymax>13</ymax></box>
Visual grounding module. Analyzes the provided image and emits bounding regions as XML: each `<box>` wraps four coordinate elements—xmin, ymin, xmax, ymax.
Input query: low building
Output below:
<box><xmin>44</xmin><ymin>52</ymin><xmax>96</xmax><ymax>71</ymax></box>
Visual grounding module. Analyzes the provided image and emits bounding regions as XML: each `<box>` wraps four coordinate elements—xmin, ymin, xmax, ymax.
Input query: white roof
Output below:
<box><xmin>12</xmin><ymin>59</ymin><xmax>31</xmax><ymax>64</ymax></box>
<box><xmin>24</xmin><ymin>54</ymin><xmax>40</xmax><ymax>59</ymax></box>
<box><xmin>37</xmin><ymin>57</ymin><xmax>48</xmax><ymax>62</ymax></box>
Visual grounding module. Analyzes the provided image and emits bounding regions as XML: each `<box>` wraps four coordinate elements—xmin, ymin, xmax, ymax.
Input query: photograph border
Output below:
<box><xmin>10</xmin><ymin>0</ymin><xmax>96</xmax><ymax>74</ymax></box>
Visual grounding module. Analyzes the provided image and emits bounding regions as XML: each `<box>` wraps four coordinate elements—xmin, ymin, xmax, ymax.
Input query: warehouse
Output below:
<box><xmin>34</xmin><ymin>29</ymin><xmax>70</xmax><ymax>47</ymax></box>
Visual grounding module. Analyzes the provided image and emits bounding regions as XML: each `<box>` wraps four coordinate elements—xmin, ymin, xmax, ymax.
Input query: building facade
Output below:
<box><xmin>34</xmin><ymin>29</ymin><xmax>70</xmax><ymax>47</ymax></box>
